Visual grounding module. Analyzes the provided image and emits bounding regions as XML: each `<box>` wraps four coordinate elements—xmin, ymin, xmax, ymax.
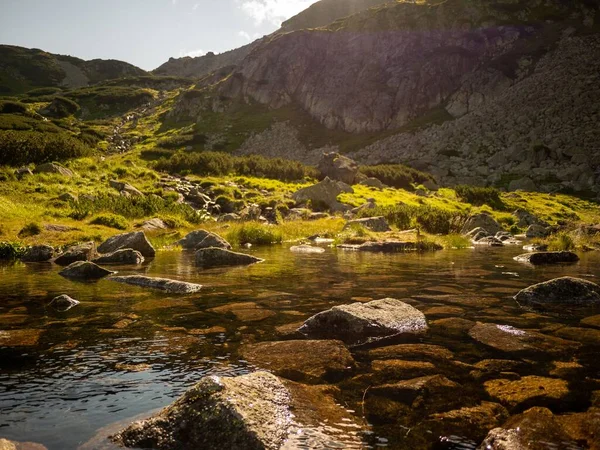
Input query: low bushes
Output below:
<box><xmin>90</xmin><ymin>213</ymin><xmax>129</xmax><ymax>230</ymax></box>
<box><xmin>0</xmin><ymin>242</ymin><xmax>27</xmax><ymax>260</ymax></box>
<box><xmin>0</xmin><ymin>100</ymin><xmax>28</xmax><ymax>115</ymax></box>
<box><xmin>226</xmin><ymin>223</ymin><xmax>283</xmax><ymax>246</ymax></box>
<box><xmin>357</xmin><ymin>204</ymin><xmax>467</xmax><ymax>234</ymax></box>
<box><xmin>455</xmin><ymin>185</ymin><xmax>505</xmax><ymax>209</ymax></box>
<box><xmin>0</xmin><ymin>130</ymin><xmax>92</xmax><ymax>166</ymax></box>
<box><xmin>360</xmin><ymin>164</ymin><xmax>435</xmax><ymax>190</ymax></box>
<box><xmin>44</xmin><ymin>96</ymin><xmax>80</xmax><ymax>118</ymax></box>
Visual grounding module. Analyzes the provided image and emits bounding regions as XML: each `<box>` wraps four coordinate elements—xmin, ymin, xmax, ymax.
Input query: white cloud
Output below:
<box><xmin>237</xmin><ymin>0</ymin><xmax>320</xmax><ymax>26</ymax></box>
<box><xmin>238</xmin><ymin>30</ymin><xmax>252</xmax><ymax>41</ymax></box>
<box><xmin>179</xmin><ymin>48</ymin><xmax>206</xmax><ymax>58</ymax></box>
<box><xmin>192</xmin><ymin>3</ymin><xmax>200</xmax><ymax>10</ymax></box>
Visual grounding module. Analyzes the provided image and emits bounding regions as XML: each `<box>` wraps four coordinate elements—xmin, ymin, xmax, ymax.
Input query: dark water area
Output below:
<box><xmin>1</xmin><ymin>245</ymin><xmax>599</xmax><ymax>449</ymax></box>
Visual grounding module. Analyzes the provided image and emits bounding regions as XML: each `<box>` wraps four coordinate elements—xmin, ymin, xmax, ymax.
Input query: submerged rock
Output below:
<box><xmin>98</xmin><ymin>231</ymin><xmax>155</xmax><ymax>258</ymax></box>
<box><xmin>337</xmin><ymin>240</ymin><xmax>442</xmax><ymax>252</ymax></box>
<box><xmin>240</xmin><ymin>340</ymin><xmax>354</xmax><ymax>383</ymax></box>
<box><xmin>93</xmin><ymin>249</ymin><xmax>144</xmax><ymax>265</ymax></box>
<box><xmin>514</xmin><ymin>276</ymin><xmax>600</xmax><ymax>308</ymax></box>
<box><xmin>298</xmin><ymin>298</ymin><xmax>428</xmax><ymax>345</ymax></box>
<box><xmin>484</xmin><ymin>376</ymin><xmax>570</xmax><ymax>409</ymax></box>
<box><xmin>49</xmin><ymin>294</ymin><xmax>80</xmax><ymax>311</ymax></box>
<box><xmin>111</xmin><ymin>371</ymin><xmax>291</xmax><ymax>450</ymax></box>
<box><xmin>0</xmin><ymin>438</ymin><xmax>48</xmax><ymax>450</ymax></box>
<box><xmin>54</xmin><ymin>242</ymin><xmax>97</xmax><ymax>266</ymax></box>
<box><xmin>0</xmin><ymin>329</ymin><xmax>42</xmax><ymax>347</ymax></box>
<box><xmin>195</xmin><ymin>247</ymin><xmax>264</xmax><ymax>268</ymax></box>
<box><xmin>21</xmin><ymin>245</ymin><xmax>55</xmax><ymax>262</ymax></box>
<box><xmin>59</xmin><ymin>261</ymin><xmax>115</xmax><ymax>280</ymax></box>
<box><xmin>289</xmin><ymin>244</ymin><xmax>325</xmax><ymax>254</ymax></box>
<box><xmin>176</xmin><ymin>230</ymin><xmax>231</xmax><ymax>250</ymax></box>
<box><xmin>343</xmin><ymin>216</ymin><xmax>391</xmax><ymax>232</ymax></box>
<box><xmin>109</xmin><ymin>276</ymin><xmax>202</xmax><ymax>294</ymax></box>
<box><xmin>513</xmin><ymin>251</ymin><xmax>579</xmax><ymax>265</ymax></box>
<box><xmin>370</xmin><ymin>375</ymin><xmax>459</xmax><ymax>407</ymax></box>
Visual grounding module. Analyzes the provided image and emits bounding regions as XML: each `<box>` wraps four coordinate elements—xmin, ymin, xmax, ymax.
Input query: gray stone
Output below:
<box><xmin>58</xmin><ymin>192</ymin><xmax>77</xmax><ymax>202</ymax></box>
<box><xmin>59</xmin><ymin>261</ymin><xmax>115</xmax><ymax>280</ymax></box>
<box><xmin>177</xmin><ymin>230</ymin><xmax>231</xmax><ymax>250</ymax></box>
<box><xmin>474</xmin><ymin>236</ymin><xmax>504</xmax><ymax>246</ymax></box>
<box><xmin>138</xmin><ymin>218</ymin><xmax>169</xmax><ymax>231</ymax></box>
<box><xmin>513</xmin><ymin>251</ymin><xmax>579</xmax><ymax>265</ymax></box>
<box><xmin>291</xmin><ymin>177</ymin><xmax>351</xmax><ymax>212</ymax></box>
<box><xmin>54</xmin><ymin>242</ymin><xmax>97</xmax><ymax>266</ymax></box>
<box><xmin>16</xmin><ymin>167</ymin><xmax>33</xmax><ymax>177</ymax></box>
<box><xmin>512</xmin><ymin>209</ymin><xmax>547</xmax><ymax>228</ymax></box>
<box><xmin>360</xmin><ymin>177</ymin><xmax>385</xmax><ymax>189</ymax></box>
<box><xmin>93</xmin><ymin>249</ymin><xmax>144</xmax><ymax>265</ymax></box>
<box><xmin>318</xmin><ymin>152</ymin><xmax>359</xmax><ymax>185</ymax></box>
<box><xmin>21</xmin><ymin>245</ymin><xmax>54</xmax><ymax>262</ymax></box>
<box><xmin>338</xmin><ymin>240</ymin><xmax>442</xmax><ymax>252</ymax></box>
<box><xmin>98</xmin><ymin>231</ymin><xmax>155</xmax><ymax>257</ymax></box>
<box><xmin>49</xmin><ymin>294</ymin><xmax>80</xmax><ymax>312</ymax></box>
<box><xmin>461</xmin><ymin>213</ymin><xmax>502</xmax><ymax>235</ymax></box>
<box><xmin>195</xmin><ymin>247</ymin><xmax>264</xmax><ymax>268</ymax></box>
<box><xmin>525</xmin><ymin>224</ymin><xmax>549</xmax><ymax>238</ymax></box>
<box><xmin>343</xmin><ymin>216</ymin><xmax>391</xmax><ymax>232</ymax></box>
<box><xmin>515</xmin><ymin>277</ymin><xmax>600</xmax><ymax>308</ymax></box>
<box><xmin>35</xmin><ymin>163</ymin><xmax>73</xmax><ymax>177</ymax></box>
<box><xmin>508</xmin><ymin>177</ymin><xmax>537</xmax><ymax>192</ymax></box>
<box><xmin>298</xmin><ymin>298</ymin><xmax>428</xmax><ymax>345</ymax></box>
<box><xmin>109</xmin><ymin>180</ymin><xmax>144</xmax><ymax>197</ymax></box>
<box><xmin>289</xmin><ymin>244</ymin><xmax>325</xmax><ymax>254</ymax></box>
<box><xmin>109</xmin><ymin>276</ymin><xmax>202</xmax><ymax>294</ymax></box>
<box><xmin>111</xmin><ymin>372</ymin><xmax>291</xmax><ymax>450</ymax></box>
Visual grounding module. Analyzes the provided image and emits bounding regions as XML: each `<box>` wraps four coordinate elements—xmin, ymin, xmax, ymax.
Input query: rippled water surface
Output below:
<box><xmin>1</xmin><ymin>246</ymin><xmax>599</xmax><ymax>449</ymax></box>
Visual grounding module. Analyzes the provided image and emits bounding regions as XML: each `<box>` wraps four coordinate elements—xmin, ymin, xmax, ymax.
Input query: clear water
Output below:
<box><xmin>0</xmin><ymin>245</ymin><xmax>599</xmax><ymax>449</ymax></box>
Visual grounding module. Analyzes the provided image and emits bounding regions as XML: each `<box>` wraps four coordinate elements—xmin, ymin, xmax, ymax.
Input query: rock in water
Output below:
<box><xmin>177</xmin><ymin>230</ymin><xmax>231</xmax><ymax>250</ymax></box>
<box><xmin>93</xmin><ymin>249</ymin><xmax>144</xmax><ymax>265</ymax></box>
<box><xmin>111</xmin><ymin>371</ymin><xmax>291</xmax><ymax>450</ymax></box>
<box><xmin>21</xmin><ymin>245</ymin><xmax>54</xmax><ymax>262</ymax></box>
<box><xmin>195</xmin><ymin>247</ymin><xmax>264</xmax><ymax>268</ymax></box>
<box><xmin>54</xmin><ymin>242</ymin><xmax>97</xmax><ymax>266</ymax></box>
<box><xmin>343</xmin><ymin>216</ymin><xmax>391</xmax><ymax>232</ymax></box>
<box><xmin>59</xmin><ymin>261</ymin><xmax>115</xmax><ymax>280</ymax></box>
<box><xmin>298</xmin><ymin>298</ymin><xmax>428</xmax><ymax>345</ymax></box>
<box><xmin>514</xmin><ymin>277</ymin><xmax>600</xmax><ymax>308</ymax></box>
<box><xmin>109</xmin><ymin>276</ymin><xmax>202</xmax><ymax>294</ymax></box>
<box><xmin>48</xmin><ymin>295</ymin><xmax>80</xmax><ymax>311</ymax></box>
<box><xmin>289</xmin><ymin>244</ymin><xmax>325</xmax><ymax>254</ymax></box>
<box><xmin>514</xmin><ymin>251</ymin><xmax>579</xmax><ymax>265</ymax></box>
<box><xmin>484</xmin><ymin>377</ymin><xmax>570</xmax><ymax>409</ymax></box>
<box><xmin>98</xmin><ymin>231</ymin><xmax>155</xmax><ymax>257</ymax></box>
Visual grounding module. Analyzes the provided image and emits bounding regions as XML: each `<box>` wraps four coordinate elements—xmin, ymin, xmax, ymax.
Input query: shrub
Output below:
<box><xmin>548</xmin><ymin>232</ymin><xmax>575</xmax><ymax>251</ymax></box>
<box><xmin>0</xmin><ymin>242</ymin><xmax>27</xmax><ymax>260</ymax></box>
<box><xmin>226</xmin><ymin>223</ymin><xmax>283</xmax><ymax>246</ymax></box>
<box><xmin>26</xmin><ymin>87</ymin><xmax>63</xmax><ymax>97</ymax></box>
<box><xmin>454</xmin><ymin>185</ymin><xmax>505</xmax><ymax>209</ymax></box>
<box><xmin>18</xmin><ymin>222</ymin><xmax>42</xmax><ymax>238</ymax></box>
<box><xmin>357</xmin><ymin>204</ymin><xmax>466</xmax><ymax>234</ymax></box>
<box><xmin>90</xmin><ymin>213</ymin><xmax>129</xmax><ymax>230</ymax></box>
<box><xmin>0</xmin><ymin>130</ymin><xmax>92</xmax><ymax>166</ymax></box>
<box><xmin>360</xmin><ymin>164</ymin><xmax>435</xmax><ymax>190</ymax></box>
<box><xmin>44</xmin><ymin>96</ymin><xmax>80</xmax><ymax>118</ymax></box>
<box><xmin>0</xmin><ymin>100</ymin><xmax>28</xmax><ymax>115</ymax></box>
<box><xmin>157</xmin><ymin>134</ymin><xmax>206</xmax><ymax>149</ymax></box>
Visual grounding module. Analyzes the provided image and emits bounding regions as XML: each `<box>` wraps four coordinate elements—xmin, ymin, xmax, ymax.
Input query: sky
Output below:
<box><xmin>0</xmin><ymin>0</ymin><xmax>320</xmax><ymax>71</ymax></box>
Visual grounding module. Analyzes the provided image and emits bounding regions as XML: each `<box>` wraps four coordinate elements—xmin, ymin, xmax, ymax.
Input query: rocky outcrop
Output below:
<box><xmin>59</xmin><ymin>261</ymin><xmax>115</xmax><ymax>280</ymax></box>
<box><xmin>176</xmin><ymin>230</ymin><xmax>231</xmax><ymax>250</ymax></box>
<box><xmin>21</xmin><ymin>245</ymin><xmax>54</xmax><ymax>262</ymax></box>
<box><xmin>93</xmin><ymin>249</ymin><xmax>144</xmax><ymax>265</ymax></box>
<box><xmin>317</xmin><ymin>152</ymin><xmax>360</xmax><ymax>185</ymax></box>
<box><xmin>292</xmin><ymin>177</ymin><xmax>351</xmax><ymax>212</ymax></box>
<box><xmin>514</xmin><ymin>277</ymin><xmax>600</xmax><ymax>308</ymax></box>
<box><xmin>109</xmin><ymin>180</ymin><xmax>144</xmax><ymax>197</ymax></box>
<box><xmin>461</xmin><ymin>213</ymin><xmax>502</xmax><ymax>235</ymax></box>
<box><xmin>111</xmin><ymin>371</ymin><xmax>291</xmax><ymax>450</ymax></box>
<box><xmin>298</xmin><ymin>298</ymin><xmax>428</xmax><ymax>345</ymax></box>
<box><xmin>35</xmin><ymin>163</ymin><xmax>74</xmax><ymax>177</ymax></box>
<box><xmin>54</xmin><ymin>242</ymin><xmax>97</xmax><ymax>266</ymax></box>
<box><xmin>195</xmin><ymin>247</ymin><xmax>264</xmax><ymax>268</ymax></box>
<box><xmin>48</xmin><ymin>294</ymin><xmax>80</xmax><ymax>311</ymax></box>
<box><xmin>525</xmin><ymin>224</ymin><xmax>550</xmax><ymax>238</ymax></box>
<box><xmin>98</xmin><ymin>231</ymin><xmax>155</xmax><ymax>258</ymax></box>
<box><xmin>109</xmin><ymin>276</ymin><xmax>202</xmax><ymax>294</ymax></box>
<box><xmin>343</xmin><ymin>216</ymin><xmax>390</xmax><ymax>232</ymax></box>
<box><xmin>513</xmin><ymin>251</ymin><xmax>579</xmax><ymax>265</ymax></box>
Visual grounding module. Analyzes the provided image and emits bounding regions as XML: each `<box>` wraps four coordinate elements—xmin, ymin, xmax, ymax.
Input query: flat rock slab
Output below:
<box><xmin>195</xmin><ymin>247</ymin><xmax>264</xmax><ymax>268</ymax></box>
<box><xmin>98</xmin><ymin>231</ymin><xmax>155</xmax><ymax>258</ymax></box>
<box><xmin>484</xmin><ymin>376</ymin><xmax>570</xmax><ymax>409</ymax></box>
<box><xmin>177</xmin><ymin>230</ymin><xmax>231</xmax><ymax>250</ymax></box>
<box><xmin>337</xmin><ymin>241</ymin><xmax>442</xmax><ymax>252</ymax></box>
<box><xmin>298</xmin><ymin>298</ymin><xmax>428</xmax><ymax>345</ymax></box>
<box><xmin>581</xmin><ymin>314</ymin><xmax>600</xmax><ymax>328</ymax></box>
<box><xmin>111</xmin><ymin>371</ymin><xmax>291</xmax><ymax>450</ymax></box>
<box><xmin>110</xmin><ymin>276</ymin><xmax>202</xmax><ymax>294</ymax></box>
<box><xmin>371</xmin><ymin>360</ymin><xmax>437</xmax><ymax>380</ymax></box>
<box><xmin>368</xmin><ymin>344</ymin><xmax>454</xmax><ymax>362</ymax></box>
<box><xmin>240</xmin><ymin>340</ymin><xmax>355</xmax><ymax>383</ymax></box>
<box><xmin>49</xmin><ymin>294</ymin><xmax>80</xmax><ymax>311</ymax></box>
<box><xmin>59</xmin><ymin>261</ymin><xmax>115</xmax><ymax>280</ymax></box>
<box><xmin>514</xmin><ymin>276</ymin><xmax>600</xmax><ymax>309</ymax></box>
<box><xmin>93</xmin><ymin>249</ymin><xmax>144</xmax><ymax>265</ymax></box>
<box><xmin>371</xmin><ymin>375</ymin><xmax>459</xmax><ymax>405</ymax></box>
<box><xmin>468</xmin><ymin>322</ymin><xmax>580</xmax><ymax>354</ymax></box>
<box><xmin>208</xmin><ymin>302</ymin><xmax>276</xmax><ymax>322</ymax></box>
<box><xmin>514</xmin><ymin>251</ymin><xmax>579</xmax><ymax>265</ymax></box>
<box><xmin>289</xmin><ymin>244</ymin><xmax>325</xmax><ymax>254</ymax></box>
<box><xmin>0</xmin><ymin>329</ymin><xmax>42</xmax><ymax>347</ymax></box>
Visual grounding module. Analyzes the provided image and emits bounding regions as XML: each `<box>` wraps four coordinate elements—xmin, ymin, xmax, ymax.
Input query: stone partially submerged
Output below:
<box><xmin>53</xmin><ymin>242</ymin><xmax>97</xmax><ymax>266</ymax></box>
<box><xmin>176</xmin><ymin>230</ymin><xmax>231</xmax><ymax>250</ymax></box>
<box><xmin>98</xmin><ymin>231</ymin><xmax>155</xmax><ymax>258</ymax></box>
<box><xmin>21</xmin><ymin>245</ymin><xmax>55</xmax><ymax>262</ymax></box>
<box><xmin>195</xmin><ymin>247</ymin><xmax>263</xmax><ymax>268</ymax></box>
<box><xmin>59</xmin><ymin>261</ymin><xmax>115</xmax><ymax>280</ymax></box>
<box><xmin>298</xmin><ymin>298</ymin><xmax>428</xmax><ymax>345</ymax></box>
<box><xmin>111</xmin><ymin>371</ymin><xmax>291</xmax><ymax>450</ymax></box>
<box><xmin>109</xmin><ymin>276</ymin><xmax>202</xmax><ymax>294</ymax></box>
<box><xmin>93</xmin><ymin>249</ymin><xmax>144</xmax><ymax>265</ymax></box>
<box><xmin>513</xmin><ymin>251</ymin><xmax>579</xmax><ymax>265</ymax></box>
<box><xmin>514</xmin><ymin>277</ymin><xmax>600</xmax><ymax>309</ymax></box>
<box><xmin>48</xmin><ymin>294</ymin><xmax>80</xmax><ymax>312</ymax></box>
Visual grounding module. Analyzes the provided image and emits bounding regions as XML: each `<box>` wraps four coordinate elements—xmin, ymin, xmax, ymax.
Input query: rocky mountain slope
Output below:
<box><xmin>0</xmin><ymin>45</ymin><xmax>147</xmax><ymax>94</ymax></box>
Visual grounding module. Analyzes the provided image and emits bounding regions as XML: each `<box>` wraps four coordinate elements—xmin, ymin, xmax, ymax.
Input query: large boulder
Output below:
<box><xmin>93</xmin><ymin>249</ymin><xmax>144</xmax><ymax>265</ymax></box>
<box><xmin>461</xmin><ymin>213</ymin><xmax>502</xmax><ymax>235</ymax></box>
<box><xmin>177</xmin><ymin>230</ymin><xmax>231</xmax><ymax>250</ymax></box>
<box><xmin>343</xmin><ymin>216</ymin><xmax>391</xmax><ymax>232</ymax></box>
<box><xmin>35</xmin><ymin>162</ymin><xmax>73</xmax><ymax>177</ymax></box>
<box><xmin>240</xmin><ymin>340</ymin><xmax>354</xmax><ymax>383</ymax></box>
<box><xmin>53</xmin><ymin>242</ymin><xmax>97</xmax><ymax>266</ymax></box>
<box><xmin>98</xmin><ymin>231</ymin><xmax>155</xmax><ymax>257</ymax></box>
<box><xmin>291</xmin><ymin>177</ymin><xmax>352</xmax><ymax>212</ymax></box>
<box><xmin>298</xmin><ymin>298</ymin><xmax>428</xmax><ymax>345</ymax></box>
<box><xmin>513</xmin><ymin>251</ymin><xmax>579</xmax><ymax>265</ymax></box>
<box><xmin>59</xmin><ymin>261</ymin><xmax>115</xmax><ymax>280</ymax></box>
<box><xmin>21</xmin><ymin>245</ymin><xmax>54</xmax><ymax>262</ymax></box>
<box><xmin>195</xmin><ymin>247</ymin><xmax>263</xmax><ymax>268</ymax></box>
<box><xmin>317</xmin><ymin>152</ymin><xmax>360</xmax><ymax>185</ymax></box>
<box><xmin>111</xmin><ymin>371</ymin><xmax>291</xmax><ymax>450</ymax></box>
<box><xmin>512</xmin><ymin>209</ymin><xmax>548</xmax><ymax>228</ymax></box>
<box><xmin>109</xmin><ymin>180</ymin><xmax>144</xmax><ymax>197</ymax></box>
<box><xmin>525</xmin><ymin>224</ymin><xmax>550</xmax><ymax>238</ymax></box>
<box><xmin>110</xmin><ymin>276</ymin><xmax>203</xmax><ymax>294</ymax></box>
<box><xmin>514</xmin><ymin>277</ymin><xmax>600</xmax><ymax>308</ymax></box>
<box><xmin>48</xmin><ymin>294</ymin><xmax>80</xmax><ymax>312</ymax></box>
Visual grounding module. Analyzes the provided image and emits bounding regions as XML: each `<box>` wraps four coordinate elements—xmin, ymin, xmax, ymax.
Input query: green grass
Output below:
<box><xmin>90</xmin><ymin>213</ymin><xmax>129</xmax><ymax>230</ymax></box>
<box><xmin>226</xmin><ymin>223</ymin><xmax>283</xmax><ymax>246</ymax></box>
